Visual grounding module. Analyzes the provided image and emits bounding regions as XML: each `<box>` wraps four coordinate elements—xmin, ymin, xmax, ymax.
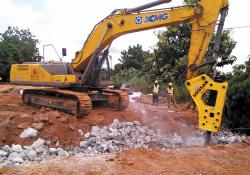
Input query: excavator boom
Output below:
<box><xmin>71</xmin><ymin>4</ymin><xmax>201</xmax><ymax>72</ymax></box>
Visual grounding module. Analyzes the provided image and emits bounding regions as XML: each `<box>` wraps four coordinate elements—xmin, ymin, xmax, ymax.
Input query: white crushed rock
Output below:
<box><xmin>129</xmin><ymin>92</ymin><xmax>143</xmax><ymax>102</ymax></box>
<box><xmin>20</xmin><ymin>128</ymin><xmax>38</xmax><ymax>138</ymax></box>
<box><xmin>24</xmin><ymin>148</ymin><xmax>37</xmax><ymax>161</ymax></box>
<box><xmin>211</xmin><ymin>130</ymin><xmax>245</xmax><ymax>144</ymax></box>
<box><xmin>11</xmin><ymin>144</ymin><xmax>23</xmax><ymax>153</ymax></box>
<box><xmin>7</xmin><ymin>152</ymin><xmax>24</xmax><ymax>164</ymax></box>
<box><xmin>57</xmin><ymin>148</ymin><xmax>69</xmax><ymax>157</ymax></box>
<box><xmin>49</xmin><ymin>148</ymin><xmax>57</xmax><ymax>154</ymax></box>
<box><xmin>31</xmin><ymin>138</ymin><xmax>45</xmax><ymax>149</ymax></box>
<box><xmin>2</xmin><ymin>145</ymin><xmax>12</xmax><ymax>153</ymax></box>
<box><xmin>0</xmin><ymin>150</ymin><xmax>8</xmax><ymax>157</ymax></box>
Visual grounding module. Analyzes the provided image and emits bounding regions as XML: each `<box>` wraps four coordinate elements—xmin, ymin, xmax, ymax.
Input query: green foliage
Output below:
<box><xmin>174</xmin><ymin>84</ymin><xmax>190</xmax><ymax>102</ymax></box>
<box><xmin>184</xmin><ymin>0</ymin><xmax>199</xmax><ymax>5</ymax></box>
<box><xmin>152</xmin><ymin>25</ymin><xmax>237</xmax><ymax>84</ymax></box>
<box><xmin>0</xmin><ymin>26</ymin><xmax>41</xmax><ymax>81</ymax></box>
<box><xmin>112</xmin><ymin>44</ymin><xmax>153</xmax><ymax>93</ymax></box>
<box><xmin>224</xmin><ymin>57</ymin><xmax>250</xmax><ymax>134</ymax></box>
<box><xmin>118</xmin><ymin>44</ymin><xmax>150</xmax><ymax>70</ymax></box>
<box><xmin>153</xmin><ymin>25</ymin><xmax>191</xmax><ymax>69</ymax></box>
<box><xmin>112</xmin><ymin>68</ymin><xmax>139</xmax><ymax>87</ymax></box>
<box><xmin>113</xmin><ymin>63</ymin><xmax>123</xmax><ymax>75</ymax></box>
<box><xmin>129</xmin><ymin>75</ymin><xmax>152</xmax><ymax>94</ymax></box>
<box><xmin>112</xmin><ymin>68</ymin><xmax>152</xmax><ymax>93</ymax></box>
<box><xmin>207</xmin><ymin>30</ymin><xmax>237</xmax><ymax>67</ymax></box>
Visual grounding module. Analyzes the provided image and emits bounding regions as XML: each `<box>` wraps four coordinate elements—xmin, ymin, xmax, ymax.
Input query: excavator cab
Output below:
<box><xmin>99</xmin><ymin>55</ymin><xmax>112</xmax><ymax>86</ymax></box>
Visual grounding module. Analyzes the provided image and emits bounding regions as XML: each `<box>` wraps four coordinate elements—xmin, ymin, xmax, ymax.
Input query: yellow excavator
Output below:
<box><xmin>10</xmin><ymin>0</ymin><xmax>229</xmax><ymax>136</ymax></box>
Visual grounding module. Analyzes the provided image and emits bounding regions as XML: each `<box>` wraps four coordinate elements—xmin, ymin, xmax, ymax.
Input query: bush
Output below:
<box><xmin>128</xmin><ymin>76</ymin><xmax>152</xmax><ymax>94</ymax></box>
<box><xmin>111</xmin><ymin>68</ymin><xmax>139</xmax><ymax>88</ymax></box>
<box><xmin>223</xmin><ymin>58</ymin><xmax>250</xmax><ymax>135</ymax></box>
<box><xmin>174</xmin><ymin>85</ymin><xmax>190</xmax><ymax>102</ymax></box>
<box><xmin>112</xmin><ymin>68</ymin><xmax>152</xmax><ymax>93</ymax></box>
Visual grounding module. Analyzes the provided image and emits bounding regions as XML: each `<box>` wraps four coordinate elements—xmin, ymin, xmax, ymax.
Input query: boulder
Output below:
<box><xmin>24</xmin><ymin>149</ymin><xmax>37</xmax><ymax>161</ymax></box>
<box><xmin>20</xmin><ymin>128</ymin><xmax>38</xmax><ymax>138</ymax></box>
<box><xmin>91</xmin><ymin>126</ymin><xmax>100</xmax><ymax>136</ymax></box>
<box><xmin>7</xmin><ymin>152</ymin><xmax>24</xmax><ymax>163</ymax></box>
<box><xmin>79</xmin><ymin>141</ymin><xmax>88</xmax><ymax>148</ymax></box>
<box><xmin>2</xmin><ymin>145</ymin><xmax>12</xmax><ymax>154</ymax></box>
<box><xmin>84</xmin><ymin>132</ymin><xmax>90</xmax><ymax>139</ymax></box>
<box><xmin>49</xmin><ymin>148</ymin><xmax>58</xmax><ymax>154</ymax></box>
<box><xmin>11</xmin><ymin>144</ymin><xmax>23</xmax><ymax>153</ymax></box>
<box><xmin>0</xmin><ymin>150</ymin><xmax>8</xmax><ymax>157</ymax></box>
<box><xmin>57</xmin><ymin>148</ymin><xmax>69</xmax><ymax>157</ymax></box>
<box><xmin>31</xmin><ymin>138</ymin><xmax>45</xmax><ymax>149</ymax></box>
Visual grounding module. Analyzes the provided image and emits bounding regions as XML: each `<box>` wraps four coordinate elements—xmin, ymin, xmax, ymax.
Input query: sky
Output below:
<box><xmin>0</xmin><ymin>0</ymin><xmax>250</xmax><ymax>72</ymax></box>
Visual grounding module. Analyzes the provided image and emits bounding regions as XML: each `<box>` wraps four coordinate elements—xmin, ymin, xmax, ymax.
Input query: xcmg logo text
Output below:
<box><xmin>135</xmin><ymin>13</ymin><xmax>168</xmax><ymax>24</ymax></box>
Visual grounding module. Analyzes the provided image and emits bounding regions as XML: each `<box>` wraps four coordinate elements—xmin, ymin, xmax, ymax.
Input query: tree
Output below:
<box><xmin>113</xmin><ymin>63</ymin><xmax>123</xmax><ymax>75</ymax></box>
<box><xmin>206</xmin><ymin>30</ymin><xmax>237</xmax><ymax>67</ymax></box>
<box><xmin>223</xmin><ymin>57</ymin><xmax>250</xmax><ymax>134</ymax></box>
<box><xmin>150</xmin><ymin>25</ymin><xmax>191</xmax><ymax>84</ymax></box>
<box><xmin>112</xmin><ymin>44</ymin><xmax>152</xmax><ymax>92</ymax></box>
<box><xmin>0</xmin><ymin>26</ymin><xmax>41</xmax><ymax>81</ymax></box>
<box><xmin>118</xmin><ymin>44</ymin><xmax>150</xmax><ymax>70</ymax></box>
<box><xmin>151</xmin><ymin>25</ymin><xmax>237</xmax><ymax>84</ymax></box>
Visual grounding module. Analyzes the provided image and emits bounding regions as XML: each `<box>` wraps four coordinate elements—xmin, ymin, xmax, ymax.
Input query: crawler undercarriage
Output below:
<box><xmin>22</xmin><ymin>88</ymin><xmax>129</xmax><ymax>117</ymax></box>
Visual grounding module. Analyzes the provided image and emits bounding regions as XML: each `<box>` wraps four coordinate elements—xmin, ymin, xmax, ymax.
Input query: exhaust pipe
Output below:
<box><xmin>126</xmin><ymin>0</ymin><xmax>172</xmax><ymax>13</ymax></box>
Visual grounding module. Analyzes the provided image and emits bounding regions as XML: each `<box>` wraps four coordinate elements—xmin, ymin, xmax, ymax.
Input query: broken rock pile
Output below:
<box><xmin>211</xmin><ymin>130</ymin><xmax>245</xmax><ymax>144</ymax></box>
<box><xmin>79</xmin><ymin>119</ymin><xmax>204</xmax><ymax>155</ymax></box>
<box><xmin>0</xmin><ymin>119</ymin><xmax>245</xmax><ymax>167</ymax></box>
<box><xmin>0</xmin><ymin>138</ymin><xmax>70</xmax><ymax>167</ymax></box>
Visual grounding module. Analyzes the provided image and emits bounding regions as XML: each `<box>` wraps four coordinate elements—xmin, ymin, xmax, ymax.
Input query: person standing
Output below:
<box><xmin>167</xmin><ymin>82</ymin><xmax>177</xmax><ymax>108</ymax></box>
<box><xmin>152</xmin><ymin>80</ymin><xmax>160</xmax><ymax>106</ymax></box>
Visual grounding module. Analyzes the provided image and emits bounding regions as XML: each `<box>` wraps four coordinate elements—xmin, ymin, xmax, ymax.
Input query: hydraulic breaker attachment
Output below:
<box><xmin>186</xmin><ymin>74</ymin><xmax>228</xmax><ymax>132</ymax></box>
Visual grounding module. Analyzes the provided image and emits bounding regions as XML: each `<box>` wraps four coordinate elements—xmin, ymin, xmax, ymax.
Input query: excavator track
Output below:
<box><xmin>22</xmin><ymin>88</ymin><xmax>92</xmax><ymax>117</ymax></box>
<box><xmin>21</xmin><ymin>88</ymin><xmax>128</xmax><ymax>117</ymax></box>
<box><xmin>103</xmin><ymin>88</ymin><xmax>129</xmax><ymax>110</ymax></box>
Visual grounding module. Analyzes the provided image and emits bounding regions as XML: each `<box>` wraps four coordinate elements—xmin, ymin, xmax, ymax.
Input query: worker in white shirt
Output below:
<box><xmin>152</xmin><ymin>80</ymin><xmax>160</xmax><ymax>106</ymax></box>
<box><xmin>167</xmin><ymin>82</ymin><xmax>177</xmax><ymax>108</ymax></box>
